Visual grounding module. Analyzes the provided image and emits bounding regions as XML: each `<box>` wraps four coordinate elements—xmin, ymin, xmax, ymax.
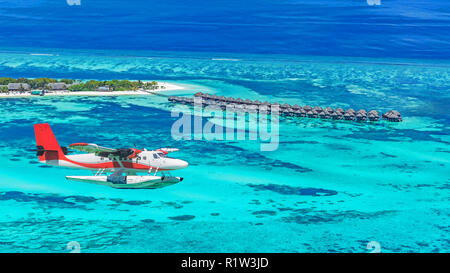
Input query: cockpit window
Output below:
<box><xmin>152</xmin><ymin>152</ymin><xmax>168</xmax><ymax>159</ymax></box>
<box><xmin>157</xmin><ymin>152</ymin><xmax>167</xmax><ymax>158</ymax></box>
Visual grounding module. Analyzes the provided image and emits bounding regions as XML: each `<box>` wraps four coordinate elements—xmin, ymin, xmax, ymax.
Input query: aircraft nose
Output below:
<box><xmin>177</xmin><ymin>159</ymin><xmax>189</xmax><ymax>169</ymax></box>
<box><xmin>168</xmin><ymin>159</ymin><xmax>188</xmax><ymax>170</ymax></box>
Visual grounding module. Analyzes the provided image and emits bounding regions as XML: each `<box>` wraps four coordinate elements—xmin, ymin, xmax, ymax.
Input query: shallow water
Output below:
<box><xmin>0</xmin><ymin>50</ymin><xmax>449</xmax><ymax>252</ymax></box>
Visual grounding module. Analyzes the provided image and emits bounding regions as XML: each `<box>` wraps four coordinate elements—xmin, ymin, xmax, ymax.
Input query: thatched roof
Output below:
<box><xmin>8</xmin><ymin>83</ymin><xmax>30</xmax><ymax>90</ymax></box>
<box><xmin>313</xmin><ymin>106</ymin><xmax>323</xmax><ymax>112</ymax></box>
<box><xmin>303</xmin><ymin>105</ymin><xmax>312</xmax><ymax>111</ymax></box>
<box><xmin>194</xmin><ymin>92</ymin><xmax>203</xmax><ymax>97</ymax></box>
<box><xmin>48</xmin><ymin>82</ymin><xmax>67</xmax><ymax>90</ymax></box>
<box><xmin>292</xmin><ymin>104</ymin><xmax>301</xmax><ymax>109</ymax></box>
<box><xmin>335</xmin><ymin>108</ymin><xmax>344</xmax><ymax>113</ymax></box>
<box><xmin>391</xmin><ymin>110</ymin><xmax>401</xmax><ymax>117</ymax></box>
<box><xmin>368</xmin><ymin>110</ymin><xmax>379</xmax><ymax>116</ymax></box>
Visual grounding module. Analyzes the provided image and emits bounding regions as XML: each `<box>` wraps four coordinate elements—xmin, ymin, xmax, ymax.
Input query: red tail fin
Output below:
<box><xmin>34</xmin><ymin>123</ymin><xmax>66</xmax><ymax>161</ymax></box>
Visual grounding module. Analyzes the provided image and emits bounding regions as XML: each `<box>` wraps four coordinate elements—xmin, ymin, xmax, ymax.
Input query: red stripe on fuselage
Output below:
<box><xmin>60</xmin><ymin>157</ymin><xmax>171</xmax><ymax>171</ymax></box>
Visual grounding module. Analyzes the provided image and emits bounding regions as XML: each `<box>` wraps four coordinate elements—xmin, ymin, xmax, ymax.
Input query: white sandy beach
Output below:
<box><xmin>0</xmin><ymin>81</ymin><xmax>185</xmax><ymax>98</ymax></box>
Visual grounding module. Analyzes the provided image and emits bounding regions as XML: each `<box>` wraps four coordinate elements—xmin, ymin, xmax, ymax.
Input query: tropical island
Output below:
<box><xmin>0</xmin><ymin>77</ymin><xmax>184</xmax><ymax>98</ymax></box>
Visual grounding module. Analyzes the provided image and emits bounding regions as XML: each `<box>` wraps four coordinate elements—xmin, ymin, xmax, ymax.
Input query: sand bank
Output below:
<box><xmin>0</xmin><ymin>81</ymin><xmax>184</xmax><ymax>98</ymax></box>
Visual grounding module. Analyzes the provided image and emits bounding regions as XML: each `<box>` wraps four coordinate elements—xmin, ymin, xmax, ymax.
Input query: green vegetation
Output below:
<box><xmin>69</xmin><ymin>79</ymin><xmax>159</xmax><ymax>91</ymax></box>
<box><xmin>0</xmin><ymin>77</ymin><xmax>59</xmax><ymax>89</ymax></box>
<box><xmin>0</xmin><ymin>77</ymin><xmax>160</xmax><ymax>92</ymax></box>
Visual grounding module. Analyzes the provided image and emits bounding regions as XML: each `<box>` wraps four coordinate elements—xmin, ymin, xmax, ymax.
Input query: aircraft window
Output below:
<box><xmin>153</xmin><ymin>154</ymin><xmax>158</xmax><ymax>159</ymax></box>
<box><xmin>143</xmin><ymin>156</ymin><xmax>146</xmax><ymax>160</ymax></box>
<box><xmin>100</xmin><ymin>157</ymin><xmax>104</xmax><ymax>160</ymax></box>
<box><xmin>157</xmin><ymin>152</ymin><xmax>167</xmax><ymax>158</ymax></box>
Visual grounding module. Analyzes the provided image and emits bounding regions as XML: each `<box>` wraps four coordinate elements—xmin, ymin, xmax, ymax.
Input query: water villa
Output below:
<box><xmin>168</xmin><ymin>92</ymin><xmax>403</xmax><ymax>123</ymax></box>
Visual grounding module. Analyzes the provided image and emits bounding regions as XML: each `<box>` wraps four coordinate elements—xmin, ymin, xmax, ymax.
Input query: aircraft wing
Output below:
<box><xmin>157</xmin><ymin>148</ymin><xmax>179</xmax><ymax>154</ymax></box>
<box><xmin>68</xmin><ymin>143</ymin><xmax>117</xmax><ymax>154</ymax></box>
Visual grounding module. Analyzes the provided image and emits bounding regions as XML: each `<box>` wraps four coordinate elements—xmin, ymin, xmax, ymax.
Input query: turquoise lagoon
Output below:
<box><xmin>0</xmin><ymin>49</ymin><xmax>449</xmax><ymax>252</ymax></box>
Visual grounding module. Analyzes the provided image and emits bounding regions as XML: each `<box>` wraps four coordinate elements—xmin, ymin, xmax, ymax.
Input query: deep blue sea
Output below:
<box><xmin>0</xmin><ymin>1</ymin><xmax>449</xmax><ymax>253</ymax></box>
<box><xmin>0</xmin><ymin>0</ymin><xmax>450</xmax><ymax>59</ymax></box>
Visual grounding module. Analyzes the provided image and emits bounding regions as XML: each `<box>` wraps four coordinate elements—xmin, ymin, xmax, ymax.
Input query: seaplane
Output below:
<box><xmin>33</xmin><ymin>123</ymin><xmax>188</xmax><ymax>189</ymax></box>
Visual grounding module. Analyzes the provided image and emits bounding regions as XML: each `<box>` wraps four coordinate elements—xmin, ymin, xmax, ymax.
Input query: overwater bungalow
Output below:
<box><xmin>287</xmin><ymin>108</ymin><xmax>296</xmax><ymax>116</ymax></box>
<box><xmin>382</xmin><ymin>110</ymin><xmax>402</xmax><ymax>122</ymax></box>
<box><xmin>368</xmin><ymin>110</ymin><xmax>379</xmax><ymax>121</ymax></box>
<box><xmin>356</xmin><ymin>109</ymin><xmax>367</xmax><ymax>122</ymax></box>
<box><xmin>313</xmin><ymin>106</ymin><xmax>323</xmax><ymax>113</ymax></box>
<box><xmin>325</xmin><ymin>107</ymin><xmax>334</xmax><ymax>113</ymax></box>
<box><xmin>282</xmin><ymin>107</ymin><xmax>292</xmax><ymax>115</ymax></box>
<box><xmin>336</xmin><ymin>112</ymin><xmax>344</xmax><ymax>120</ymax></box>
<box><xmin>293</xmin><ymin>109</ymin><xmax>301</xmax><ymax>117</ymax></box>
<box><xmin>335</xmin><ymin>108</ymin><xmax>345</xmax><ymax>114</ymax></box>
<box><xmin>344</xmin><ymin>112</ymin><xmax>355</xmax><ymax>120</ymax></box>
<box><xmin>307</xmin><ymin>110</ymin><xmax>317</xmax><ymax>118</ymax></box>
<box><xmin>299</xmin><ymin>108</ymin><xmax>307</xmax><ymax>117</ymax></box>
<box><xmin>356</xmin><ymin>113</ymin><xmax>366</xmax><ymax>121</ymax></box>
<box><xmin>292</xmin><ymin>104</ymin><xmax>301</xmax><ymax>110</ymax></box>
<box><xmin>303</xmin><ymin>105</ymin><xmax>312</xmax><ymax>112</ymax></box>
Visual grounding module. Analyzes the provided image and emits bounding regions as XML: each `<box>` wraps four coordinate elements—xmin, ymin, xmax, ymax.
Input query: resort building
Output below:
<box><xmin>47</xmin><ymin>82</ymin><xmax>67</xmax><ymax>91</ymax></box>
<box><xmin>97</xmin><ymin>86</ymin><xmax>111</xmax><ymax>92</ymax></box>
<box><xmin>7</xmin><ymin>83</ymin><xmax>30</xmax><ymax>92</ymax></box>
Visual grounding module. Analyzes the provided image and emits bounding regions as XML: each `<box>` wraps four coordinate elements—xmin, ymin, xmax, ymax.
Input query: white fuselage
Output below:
<box><xmin>42</xmin><ymin>150</ymin><xmax>188</xmax><ymax>174</ymax></box>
